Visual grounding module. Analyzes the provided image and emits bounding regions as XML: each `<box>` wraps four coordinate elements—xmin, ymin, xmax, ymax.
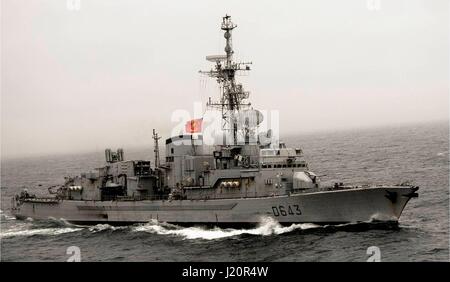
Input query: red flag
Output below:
<box><xmin>185</xmin><ymin>118</ymin><xmax>203</xmax><ymax>133</ymax></box>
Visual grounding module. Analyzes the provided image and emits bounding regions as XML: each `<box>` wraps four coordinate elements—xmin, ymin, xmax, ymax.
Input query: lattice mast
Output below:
<box><xmin>152</xmin><ymin>129</ymin><xmax>161</xmax><ymax>167</ymax></box>
<box><xmin>200</xmin><ymin>15</ymin><xmax>252</xmax><ymax>145</ymax></box>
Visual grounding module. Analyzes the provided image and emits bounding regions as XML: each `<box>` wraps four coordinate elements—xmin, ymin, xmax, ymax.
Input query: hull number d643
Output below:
<box><xmin>271</xmin><ymin>205</ymin><xmax>302</xmax><ymax>217</ymax></box>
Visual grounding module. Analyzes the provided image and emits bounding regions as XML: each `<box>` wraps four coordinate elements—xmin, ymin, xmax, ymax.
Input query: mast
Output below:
<box><xmin>200</xmin><ymin>15</ymin><xmax>252</xmax><ymax>145</ymax></box>
<box><xmin>152</xmin><ymin>129</ymin><xmax>161</xmax><ymax>167</ymax></box>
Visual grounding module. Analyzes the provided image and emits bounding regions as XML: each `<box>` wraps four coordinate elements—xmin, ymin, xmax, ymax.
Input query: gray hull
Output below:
<box><xmin>12</xmin><ymin>186</ymin><xmax>417</xmax><ymax>226</ymax></box>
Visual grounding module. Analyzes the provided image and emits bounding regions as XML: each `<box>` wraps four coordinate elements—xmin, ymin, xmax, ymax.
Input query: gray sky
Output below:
<box><xmin>1</xmin><ymin>0</ymin><xmax>449</xmax><ymax>159</ymax></box>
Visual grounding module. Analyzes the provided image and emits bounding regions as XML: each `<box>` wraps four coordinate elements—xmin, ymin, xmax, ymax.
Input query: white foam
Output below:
<box><xmin>1</xmin><ymin>226</ymin><xmax>82</xmax><ymax>239</ymax></box>
<box><xmin>88</xmin><ymin>224</ymin><xmax>126</xmax><ymax>233</ymax></box>
<box><xmin>132</xmin><ymin>217</ymin><xmax>320</xmax><ymax>240</ymax></box>
<box><xmin>1</xmin><ymin>213</ymin><xmax>16</xmax><ymax>221</ymax></box>
<box><xmin>370</xmin><ymin>213</ymin><xmax>397</xmax><ymax>222</ymax></box>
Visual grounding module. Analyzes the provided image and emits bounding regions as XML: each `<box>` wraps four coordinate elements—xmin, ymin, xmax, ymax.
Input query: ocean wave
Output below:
<box><xmin>0</xmin><ymin>217</ymin><xmax>85</xmax><ymax>239</ymax></box>
<box><xmin>370</xmin><ymin>213</ymin><xmax>398</xmax><ymax>222</ymax></box>
<box><xmin>1</xmin><ymin>213</ymin><xmax>16</xmax><ymax>221</ymax></box>
<box><xmin>88</xmin><ymin>224</ymin><xmax>127</xmax><ymax>233</ymax></box>
<box><xmin>1</xmin><ymin>225</ymin><xmax>82</xmax><ymax>239</ymax></box>
<box><xmin>320</xmin><ymin>220</ymin><xmax>400</xmax><ymax>232</ymax></box>
<box><xmin>45</xmin><ymin>217</ymin><xmax>79</xmax><ymax>227</ymax></box>
<box><xmin>1</xmin><ymin>217</ymin><xmax>129</xmax><ymax>239</ymax></box>
<box><xmin>132</xmin><ymin>217</ymin><xmax>320</xmax><ymax>240</ymax></box>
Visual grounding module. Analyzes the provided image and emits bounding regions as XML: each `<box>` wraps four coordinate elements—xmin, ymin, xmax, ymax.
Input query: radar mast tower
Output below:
<box><xmin>200</xmin><ymin>15</ymin><xmax>252</xmax><ymax>145</ymax></box>
<box><xmin>152</xmin><ymin>129</ymin><xmax>161</xmax><ymax>167</ymax></box>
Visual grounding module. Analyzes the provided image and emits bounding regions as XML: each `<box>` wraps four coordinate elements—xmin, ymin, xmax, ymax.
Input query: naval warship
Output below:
<box><xmin>11</xmin><ymin>15</ymin><xmax>418</xmax><ymax>226</ymax></box>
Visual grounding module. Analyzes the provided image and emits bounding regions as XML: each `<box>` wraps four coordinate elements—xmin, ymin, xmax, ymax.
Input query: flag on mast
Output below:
<box><xmin>185</xmin><ymin>118</ymin><xmax>203</xmax><ymax>133</ymax></box>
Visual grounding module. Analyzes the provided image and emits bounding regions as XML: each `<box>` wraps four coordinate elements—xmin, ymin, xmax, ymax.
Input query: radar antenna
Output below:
<box><xmin>200</xmin><ymin>15</ymin><xmax>252</xmax><ymax>145</ymax></box>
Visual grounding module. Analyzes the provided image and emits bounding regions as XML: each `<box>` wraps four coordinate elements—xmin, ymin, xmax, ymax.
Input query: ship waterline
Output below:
<box><xmin>13</xmin><ymin>186</ymin><xmax>417</xmax><ymax>226</ymax></box>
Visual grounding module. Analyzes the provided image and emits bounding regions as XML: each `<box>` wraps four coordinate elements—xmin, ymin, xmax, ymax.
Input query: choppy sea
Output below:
<box><xmin>1</xmin><ymin>121</ymin><xmax>449</xmax><ymax>261</ymax></box>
